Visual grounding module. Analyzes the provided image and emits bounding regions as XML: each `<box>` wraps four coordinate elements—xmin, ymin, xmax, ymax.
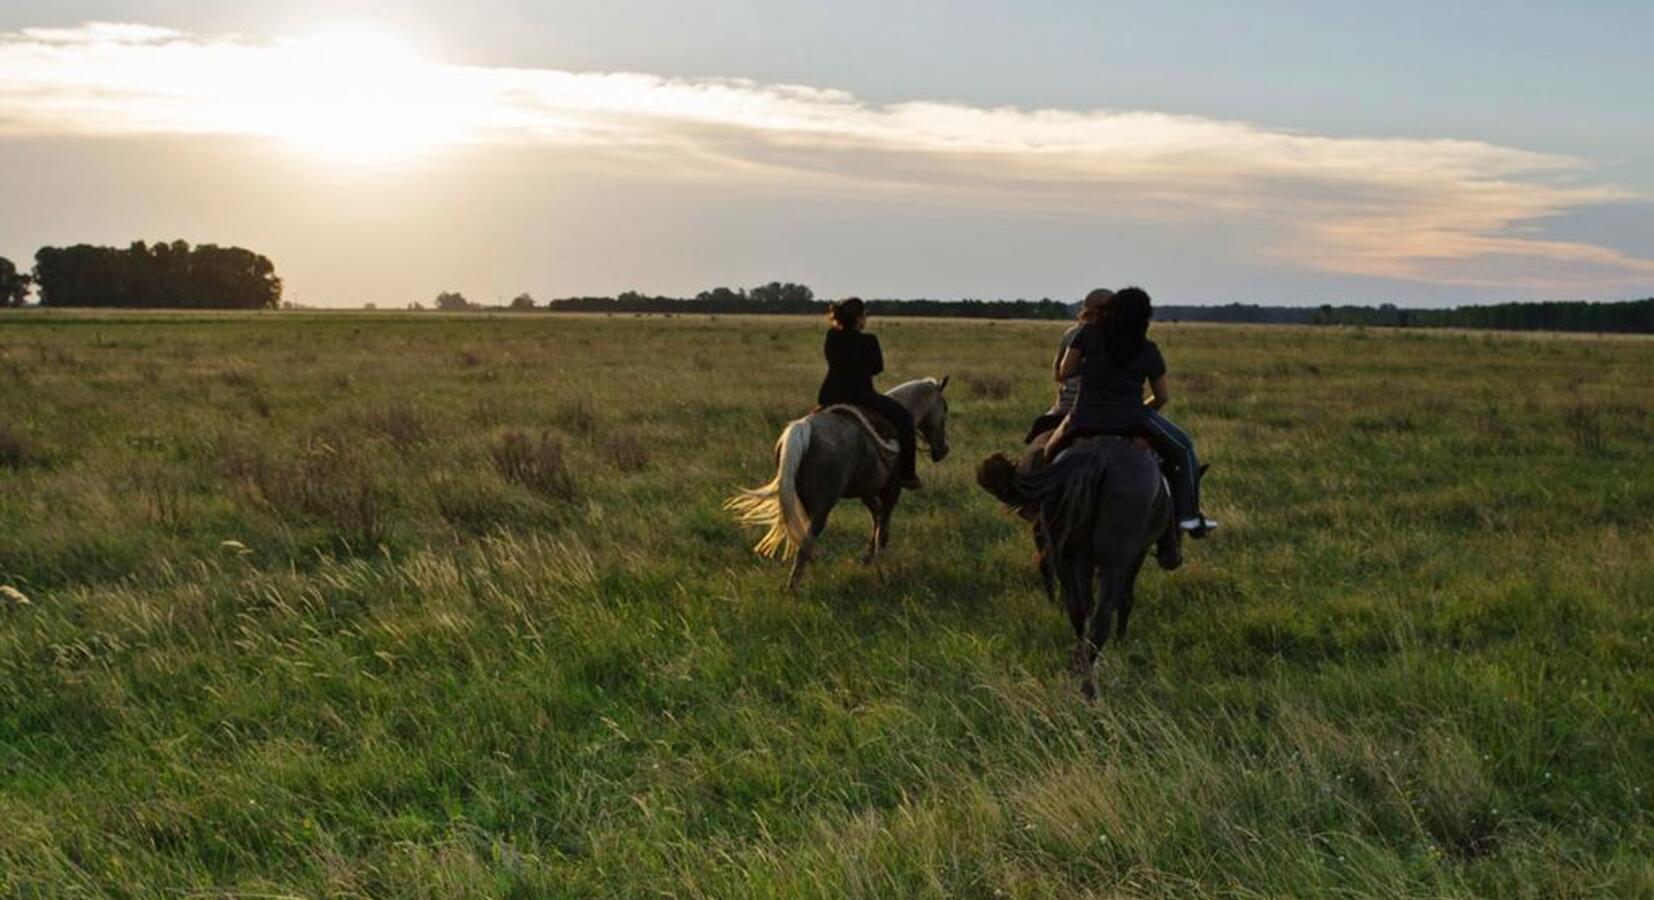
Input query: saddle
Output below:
<box><xmin>816</xmin><ymin>403</ymin><xmax>901</xmax><ymax>461</ymax></box>
<box><xmin>1022</xmin><ymin>427</ymin><xmax>1159</xmax><ymax>479</ymax></box>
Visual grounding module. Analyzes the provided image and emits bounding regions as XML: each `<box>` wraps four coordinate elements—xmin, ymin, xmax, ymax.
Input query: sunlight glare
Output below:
<box><xmin>267</xmin><ymin>26</ymin><xmax>455</xmax><ymax>164</ymax></box>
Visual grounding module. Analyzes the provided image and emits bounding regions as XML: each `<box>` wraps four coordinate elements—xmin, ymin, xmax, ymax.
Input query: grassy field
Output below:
<box><xmin>1</xmin><ymin>310</ymin><xmax>1650</xmax><ymax>897</ymax></box>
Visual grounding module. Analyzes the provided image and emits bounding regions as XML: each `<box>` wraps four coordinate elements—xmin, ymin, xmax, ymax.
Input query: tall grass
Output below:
<box><xmin>0</xmin><ymin>312</ymin><xmax>1649</xmax><ymax>896</ymax></box>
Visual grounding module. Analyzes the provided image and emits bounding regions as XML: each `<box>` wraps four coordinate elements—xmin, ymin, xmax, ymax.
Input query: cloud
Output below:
<box><xmin>0</xmin><ymin>21</ymin><xmax>1649</xmax><ymax>291</ymax></box>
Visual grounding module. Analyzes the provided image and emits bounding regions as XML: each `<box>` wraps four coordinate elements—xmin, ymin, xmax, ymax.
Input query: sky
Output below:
<box><xmin>1</xmin><ymin>2</ymin><xmax>1651</xmax><ymax>307</ymax></box>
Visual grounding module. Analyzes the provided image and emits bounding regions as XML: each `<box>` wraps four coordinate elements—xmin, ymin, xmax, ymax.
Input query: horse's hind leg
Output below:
<box><xmin>1115</xmin><ymin>555</ymin><xmax>1146</xmax><ymax>641</ymax></box>
<box><xmin>1083</xmin><ymin>566</ymin><xmax>1130</xmax><ymax>700</ymax></box>
<box><xmin>1058</xmin><ymin>551</ymin><xmax>1097</xmax><ymax>695</ymax></box>
<box><xmin>786</xmin><ymin>503</ymin><xmax>834</xmax><ymax>592</ymax></box>
<box><xmin>1034</xmin><ymin>524</ymin><xmax>1057</xmax><ymax>605</ymax></box>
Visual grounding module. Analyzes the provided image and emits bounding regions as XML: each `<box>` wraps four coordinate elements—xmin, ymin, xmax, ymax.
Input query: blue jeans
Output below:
<box><xmin>1141</xmin><ymin>410</ymin><xmax>1200</xmax><ymax>521</ymax></box>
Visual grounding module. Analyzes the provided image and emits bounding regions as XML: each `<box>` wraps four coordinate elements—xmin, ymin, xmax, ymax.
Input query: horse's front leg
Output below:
<box><xmin>876</xmin><ymin>485</ymin><xmax>900</xmax><ymax>550</ymax></box>
<box><xmin>860</xmin><ymin>495</ymin><xmax>883</xmax><ymax>565</ymax></box>
<box><xmin>860</xmin><ymin>485</ymin><xmax>901</xmax><ymax>564</ymax></box>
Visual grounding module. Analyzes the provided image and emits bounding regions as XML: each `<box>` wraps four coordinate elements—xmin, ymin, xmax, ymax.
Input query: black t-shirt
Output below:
<box><xmin>817</xmin><ymin>329</ymin><xmax>885</xmax><ymax>404</ymax></box>
<box><xmin>1071</xmin><ymin>324</ymin><xmax>1165</xmax><ymax>427</ymax></box>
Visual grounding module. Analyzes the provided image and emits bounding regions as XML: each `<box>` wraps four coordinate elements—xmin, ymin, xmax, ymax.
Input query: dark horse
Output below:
<box><xmin>980</xmin><ymin>437</ymin><xmax>1181</xmax><ymax>698</ymax></box>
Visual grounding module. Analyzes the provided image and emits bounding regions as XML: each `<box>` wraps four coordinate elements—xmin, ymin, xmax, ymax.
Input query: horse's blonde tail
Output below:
<box><xmin>724</xmin><ymin>417</ymin><xmax>813</xmax><ymax>559</ymax></box>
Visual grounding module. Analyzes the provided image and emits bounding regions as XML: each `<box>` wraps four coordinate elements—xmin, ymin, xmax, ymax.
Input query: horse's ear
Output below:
<box><xmin>939</xmin><ymin>375</ymin><xmax>950</xmax><ymax>392</ymax></box>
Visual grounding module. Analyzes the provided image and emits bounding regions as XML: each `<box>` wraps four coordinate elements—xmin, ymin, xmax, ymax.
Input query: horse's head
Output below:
<box><xmin>889</xmin><ymin>376</ymin><xmax>951</xmax><ymax>463</ymax></box>
<box><xmin>920</xmin><ymin>375</ymin><xmax>950</xmax><ymax>462</ymax></box>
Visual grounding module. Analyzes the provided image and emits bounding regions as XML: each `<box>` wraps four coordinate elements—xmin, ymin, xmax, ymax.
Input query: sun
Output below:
<box><xmin>265</xmin><ymin>26</ymin><xmax>454</xmax><ymax>164</ymax></box>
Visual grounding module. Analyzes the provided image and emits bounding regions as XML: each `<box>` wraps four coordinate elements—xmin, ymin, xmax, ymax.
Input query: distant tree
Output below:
<box><xmin>408</xmin><ymin>301</ymin><xmax>425</xmax><ymax>311</ymax></box>
<box><xmin>434</xmin><ymin>291</ymin><xmax>470</xmax><ymax>311</ymax></box>
<box><xmin>0</xmin><ymin>257</ymin><xmax>30</xmax><ymax>307</ymax></box>
<box><xmin>749</xmin><ymin>281</ymin><xmax>814</xmax><ymax>309</ymax></box>
<box><xmin>363</xmin><ymin>302</ymin><xmax>377</xmax><ymax>311</ymax></box>
<box><xmin>509</xmin><ymin>292</ymin><xmax>536</xmax><ymax>311</ymax></box>
<box><xmin>31</xmin><ymin>240</ymin><xmax>279</xmax><ymax>309</ymax></box>
<box><xmin>695</xmin><ymin>286</ymin><xmax>746</xmax><ymax>305</ymax></box>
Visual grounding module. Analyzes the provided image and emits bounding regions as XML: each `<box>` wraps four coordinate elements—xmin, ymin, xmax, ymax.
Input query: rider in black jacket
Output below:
<box><xmin>816</xmin><ymin>297</ymin><xmax>921</xmax><ymax>489</ymax></box>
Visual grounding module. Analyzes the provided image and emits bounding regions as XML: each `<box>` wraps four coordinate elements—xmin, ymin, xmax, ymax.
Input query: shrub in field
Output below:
<box><xmin>553</xmin><ymin>398</ymin><xmax>600</xmax><ymax>440</ymax></box>
<box><xmin>1563</xmin><ymin>402</ymin><xmax>1606</xmax><ymax>455</ymax></box>
<box><xmin>219</xmin><ymin>367</ymin><xmax>258</xmax><ymax>388</ymax></box>
<box><xmin>491</xmin><ymin>430</ymin><xmax>577</xmax><ymax>500</ymax></box>
<box><xmin>1</xmin><ymin>351</ymin><xmax>28</xmax><ymax>381</ymax></box>
<box><xmin>471</xmin><ymin>396</ymin><xmax>507</xmax><ymax>428</ymax></box>
<box><xmin>0</xmin><ymin>424</ymin><xmax>28</xmax><ymax>468</ymax></box>
<box><xmin>246</xmin><ymin>386</ymin><xmax>273</xmax><ymax>419</ymax></box>
<box><xmin>963</xmin><ymin>371</ymin><xmax>1014</xmax><ymax>400</ymax></box>
<box><xmin>604</xmin><ymin>428</ymin><xmax>651</xmax><ymax>473</ymax></box>
<box><xmin>222</xmin><ymin>432</ymin><xmax>391</xmax><ymax>546</ymax></box>
<box><xmin>432</xmin><ymin>472</ymin><xmax>538</xmax><ymax>534</ymax></box>
<box><xmin>130</xmin><ymin>463</ymin><xmax>192</xmax><ymax>530</ymax></box>
<box><xmin>358</xmin><ymin>399</ymin><xmax>429</xmax><ymax>450</ymax></box>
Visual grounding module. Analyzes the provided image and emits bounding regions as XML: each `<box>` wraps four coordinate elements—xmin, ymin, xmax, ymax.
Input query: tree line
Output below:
<box><xmin>1158</xmin><ymin>300</ymin><xmax>1654</xmax><ymax>333</ymax></box>
<box><xmin>4</xmin><ymin>252</ymin><xmax>1649</xmax><ymax>333</ymax></box>
<box><xmin>539</xmin><ymin>282</ymin><xmax>1072</xmax><ymax>319</ymax></box>
<box><xmin>1</xmin><ymin>241</ymin><xmax>281</xmax><ymax>309</ymax></box>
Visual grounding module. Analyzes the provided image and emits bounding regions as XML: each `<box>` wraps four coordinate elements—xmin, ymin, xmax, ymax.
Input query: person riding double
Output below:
<box><xmin>1048</xmin><ymin>286</ymin><xmax>1217</xmax><ymax>535</ymax></box>
<box><xmin>817</xmin><ymin>297</ymin><xmax>921</xmax><ymax>490</ymax></box>
<box><xmin>1026</xmin><ymin>287</ymin><xmax>1113</xmax><ymax>443</ymax></box>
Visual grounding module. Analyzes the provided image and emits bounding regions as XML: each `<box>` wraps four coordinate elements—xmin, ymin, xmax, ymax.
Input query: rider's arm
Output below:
<box><xmin>1056</xmin><ymin>347</ymin><xmax>1081</xmax><ymax>382</ymax></box>
<box><xmin>1146</xmin><ymin>374</ymin><xmax>1170</xmax><ymax>410</ymax></box>
<box><xmin>865</xmin><ymin>333</ymin><xmax>884</xmax><ymax>376</ymax></box>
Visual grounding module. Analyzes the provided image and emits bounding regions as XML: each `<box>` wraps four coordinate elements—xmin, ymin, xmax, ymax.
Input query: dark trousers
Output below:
<box><xmin>839</xmin><ymin>392</ymin><xmax>917</xmax><ymax>477</ymax></box>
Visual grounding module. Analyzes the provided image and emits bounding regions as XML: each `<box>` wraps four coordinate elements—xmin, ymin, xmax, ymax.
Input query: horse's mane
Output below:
<box><xmin>887</xmin><ymin>377</ymin><xmax>940</xmax><ymax>395</ymax></box>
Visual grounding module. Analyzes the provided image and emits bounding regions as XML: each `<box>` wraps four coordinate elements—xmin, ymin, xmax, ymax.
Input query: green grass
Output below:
<box><xmin>1</xmin><ymin>310</ymin><xmax>1650</xmax><ymax>897</ymax></box>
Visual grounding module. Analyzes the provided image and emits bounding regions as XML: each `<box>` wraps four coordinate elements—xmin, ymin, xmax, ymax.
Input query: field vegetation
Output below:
<box><xmin>1</xmin><ymin>311</ymin><xmax>1650</xmax><ymax>896</ymax></box>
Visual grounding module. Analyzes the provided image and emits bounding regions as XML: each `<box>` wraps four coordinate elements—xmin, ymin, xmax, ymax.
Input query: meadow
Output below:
<box><xmin>0</xmin><ymin>310</ymin><xmax>1649</xmax><ymax>897</ymax></box>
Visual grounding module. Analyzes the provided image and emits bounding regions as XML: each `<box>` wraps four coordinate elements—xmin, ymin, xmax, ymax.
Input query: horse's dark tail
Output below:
<box><xmin>1017</xmin><ymin>445</ymin><xmax>1111</xmax><ymax>552</ymax></box>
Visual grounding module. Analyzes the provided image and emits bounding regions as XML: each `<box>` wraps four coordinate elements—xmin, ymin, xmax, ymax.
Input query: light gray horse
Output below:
<box><xmin>726</xmin><ymin>377</ymin><xmax>951</xmax><ymax>590</ymax></box>
<box><xmin>979</xmin><ymin>438</ymin><xmax>1177</xmax><ymax>698</ymax></box>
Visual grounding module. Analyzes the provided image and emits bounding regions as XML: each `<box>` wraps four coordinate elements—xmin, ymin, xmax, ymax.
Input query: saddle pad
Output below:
<box><xmin>821</xmin><ymin>404</ymin><xmax>901</xmax><ymax>457</ymax></box>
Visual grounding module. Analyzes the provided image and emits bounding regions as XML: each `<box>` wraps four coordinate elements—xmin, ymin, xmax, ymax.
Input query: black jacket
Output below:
<box><xmin>817</xmin><ymin>329</ymin><xmax>884</xmax><ymax>405</ymax></box>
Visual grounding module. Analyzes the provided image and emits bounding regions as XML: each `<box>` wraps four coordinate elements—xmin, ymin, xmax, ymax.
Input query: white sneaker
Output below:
<box><xmin>1178</xmin><ymin>516</ymin><xmax>1218</xmax><ymax>532</ymax></box>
